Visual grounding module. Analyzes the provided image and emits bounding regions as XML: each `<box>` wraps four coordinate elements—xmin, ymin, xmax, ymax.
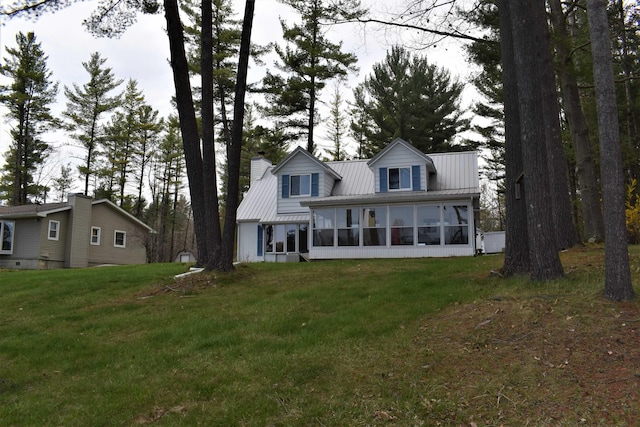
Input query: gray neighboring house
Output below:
<box><xmin>236</xmin><ymin>138</ymin><xmax>481</xmax><ymax>262</ymax></box>
<box><xmin>0</xmin><ymin>193</ymin><xmax>154</xmax><ymax>269</ymax></box>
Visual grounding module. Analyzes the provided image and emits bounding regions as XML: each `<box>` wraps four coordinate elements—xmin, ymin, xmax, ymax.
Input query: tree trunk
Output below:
<box><xmin>586</xmin><ymin>0</ymin><xmax>634</xmax><ymax>301</ymax></box>
<box><xmin>510</xmin><ymin>0</ymin><xmax>563</xmax><ymax>281</ymax></box>
<box><xmin>201</xmin><ymin>0</ymin><xmax>223</xmax><ymax>271</ymax></box>
<box><xmin>499</xmin><ymin>0</ymin><xmax>531</xmax><ymax>276</ymax></box>
<box><xmin>163</xmin><ymin>0</ymin><xmax>208</xmax><ymax>266</ymax></box>
<box><xmin>548</xmin><ymin>0</ymin><xmax>605</xmax><ymax>243</ymax></box>
<box><xmin>219</xmin><ymin>0</ymin><xmax>256</xmax><ymax>271</ymax></box>
<box><xmin>536</xmin><ymin>2</ymin><xmax>577</xmax><ymax>250</ymax></box>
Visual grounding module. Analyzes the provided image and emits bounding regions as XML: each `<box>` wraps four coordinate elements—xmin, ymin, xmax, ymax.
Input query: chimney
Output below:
<box><xmin>65</xmin><ymin>193</ymin><xmax>92</xmax><ymax>268</ymax></box>
<box><xmin>250</xmin><ymin>151</ymin><xmax>272</xmax><ymax>185</ymax></box>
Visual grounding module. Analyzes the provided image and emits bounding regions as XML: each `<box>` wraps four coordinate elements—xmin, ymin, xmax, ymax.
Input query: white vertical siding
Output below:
<box><xmin>237</xmin><ymin>221</ymin><xmax>262</xmax><ymax>262</ymax></box>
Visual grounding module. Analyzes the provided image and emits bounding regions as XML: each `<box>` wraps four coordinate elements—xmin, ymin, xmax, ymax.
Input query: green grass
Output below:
<box><xmin>0</xmin><ymin>249</ymin><xmax>638</xmax><ymax>426</ymax></box>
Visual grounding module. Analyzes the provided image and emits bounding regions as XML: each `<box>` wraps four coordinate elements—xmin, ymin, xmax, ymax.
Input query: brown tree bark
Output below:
<box><xmin>548</xmin><ymin>0</ymin><xmax>605</xmax><ymax>243</ymax></box>
<box><xmin>219</xmin><ymin>0</ymin><xmax>256</xmax><ymax>271</ymax></box>
<box><xmin>586</xmin><ymin>0</ymin><xmax>634</xmax><ymax>300</ymax></box>
<box><xmin>508</xmin><ymin>0</ymin><xmax>564</xmax><ymax>281</ymax></box>
<box><xmin>163</xmin><ymin>0</ymin><xmax>208</xmax><ymax>266</ymax></box>
<box><xmin>499</xmin><ymin>0</ymin><xmax>531</xmax><ymax>276</ymax></box>
<box><xmin>535</xmin><ymin>1</ymin><xmax>577</xmax><ymax>250</ymax></box>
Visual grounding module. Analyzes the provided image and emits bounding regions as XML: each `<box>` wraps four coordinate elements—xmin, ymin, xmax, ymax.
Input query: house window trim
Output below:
<box><xmin>0</xmin><ymin>220</ymin><xmax>15</xmax><ymax>255</ymax></box>
<box><xmin>114</xmin><ymin>230</ymin><xmax>127</xmax><ymax>248</ymax></box>
<box><xmin>91</xmin><ymin>226</ymin><xmax>101</xmax><ymax>246</ymax></box>
<box><xmin>48</xmin><ymin>220</ymin><xmax>60</xmax><ymax>241</ymax></box>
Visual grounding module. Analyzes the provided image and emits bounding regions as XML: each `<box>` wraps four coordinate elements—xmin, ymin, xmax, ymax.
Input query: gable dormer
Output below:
<box><xmin>367</xmin><ymin>138</ymin><xmax>436</xmax><ymax>193</ymax></box>
<box><xmin>271</xmin><ymin>147</ymin><xmax>342</xmax><ymax>214</ymax></box>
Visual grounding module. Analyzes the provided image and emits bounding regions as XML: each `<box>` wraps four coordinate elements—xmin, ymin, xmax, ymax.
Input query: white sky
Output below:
<box><xmin>0</xmin><ymin>0</ymin><xmax>476</xmax><ymax>194</ymax></box>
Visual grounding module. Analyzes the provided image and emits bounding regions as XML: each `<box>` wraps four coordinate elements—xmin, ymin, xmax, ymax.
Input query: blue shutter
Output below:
<box><xmin>380</xmin><ymin>168</ymin><xmax>388</xmax><ymax>192</ymax></box>
<box><xmin>311</xmin><ymin>173</ymin><xmax>319</xmax><ymax>196</ymax></box>
<box><xmin>412</xmin><ymin>165</ymin><xmax>421</xmax><ymax>191</ymax></box>
<box><xmin>257</xmin><ymin>225</ymin><xmax>263</xmax><ymax>256</ymax></box>
<box><xmin>282</xmin><ymin>174</ymin><xmax>289</xmax><ymax>198</ymax></box>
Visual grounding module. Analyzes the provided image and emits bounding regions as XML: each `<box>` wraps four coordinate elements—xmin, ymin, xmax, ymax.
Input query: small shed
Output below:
<box><xmin>175</xmin><ymin>250</ymin><xmax>196</xmax><ymax>263</ymax></box>
<box><xmin>483</xmin><ymin>231</ymin><xmax>506</xmax><ymax>254</ymax></box>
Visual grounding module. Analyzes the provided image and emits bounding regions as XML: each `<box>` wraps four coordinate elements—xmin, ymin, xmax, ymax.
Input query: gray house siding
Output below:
<box><xmin>39</xmin><ymin>211</ymin><xmax>69</xmax><ymax>267</ymax></box>
<box><xmin>0</xmin><ymin>219</ymin><xmax>42</xmax><ymax>269</ymax></box>
<box><xmin>87</xmin><ymin>204</ymin><xmax>148</xmax><ymax>266</ymax></box>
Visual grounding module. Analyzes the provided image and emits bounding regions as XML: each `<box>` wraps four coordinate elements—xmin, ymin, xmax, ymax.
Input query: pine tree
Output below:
<box><xmin>0</xmin><ymin>31</ymin><xmax>59</xmax><ymax>205</ymax></box>
<box><xmin>361</xmin><ymin>46</ymin><xmax>468</xmax><ymax>155</ymax></box>
<box><xmin>63</xmin><ymin>52</ymin><xmax>123</xmax><ymax>196</ymax></box>
<box><xmin>325</xmin><ymin>81</ymin><xmax>350</xmax><ymax>161</ymax></box>
<box><xmin>262</xmin><ymin>0</ymin><xmax>363</xmax><ymax>153</ymax></box>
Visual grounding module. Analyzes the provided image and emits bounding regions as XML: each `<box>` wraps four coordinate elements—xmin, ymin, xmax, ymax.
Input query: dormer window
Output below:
<box><xmin>389</xmin><ymin>167</ymin><xmax>411</xmax><ymax>190</ymax></box>
<box><xmin>379</xmin><ymin>165</ymin><xmax>421</xmax><ymax>192</ymax></box>
<box><xmin>281</xmin><ymin>173</ymin><xmax>320</xmax><ymax>199</ymax></box>
<box><xmin>290</xmin><ymin>174</ymin><xmax>311</xmax><ymax>197</ymax></box>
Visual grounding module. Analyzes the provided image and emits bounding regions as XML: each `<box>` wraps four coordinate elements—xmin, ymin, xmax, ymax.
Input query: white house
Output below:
<box><xmin>236</xmin><ymin>138</ymin><xmax>480</xmax><ymax>262</ymax></box>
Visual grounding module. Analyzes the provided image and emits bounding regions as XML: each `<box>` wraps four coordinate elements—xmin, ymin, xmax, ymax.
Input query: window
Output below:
<box><xmin>390</xmin><ymin>206</ymin><xmax>414</xmax><ymax>245</ymax></box>
<box><xmin>443</xmin><ymin>205</ymin><xmax>469</xmax><ymax>245</ymax></box>
<box><xmin>273</xmin><ymin>224</ymin><xmax>286</xmax><ymax>252</ymax></box>
<box><xmin>114</xmin><ymin>230</ymin><xmax>126</xmax><ymax>248</ymax></box>
<box><xmin>337</xmin><ymin>208</ymin><xmax>359</xmax><ymax>246</ymax></box>
<box><xmin>299</xmin><ymin>224</ymin><xmax>309</xmax><ymax>253</ymax></box>
<box><xmin>388</xmin><ymin>167</ymin><xmax>411</xmax><ymax>190</ymax></box>
<box><xmin>363</xmin><ymin>207</ymin><xmax>386</xmax><ymax>246</ymax></box>
<box><xmin>417</xmin><ymin>205</ymin><xmax>441</xmax><ymax>245</ymax></box>
<box><xmin>90</xmin><ymin>227</ymin><xmax>101</xmax><ymax>245</ymax></box>
<box><xmin>286</xmin><ymin>224</ymin><xmax>296</xmax><ymax>252</ymax></box>
<box><xmin>312</xmin><ymin>209</ymin><xmax>335</xmax><ymax>247</ymax></box>
<box><xmin>0</xmin><ymin>220</ymin><xmax>15</xmax><ymax>254</ymax></box>
<box><xmin>264</xmin><ymin>224</ymin><xmax>307</xmax><ymax>253</ymax></box>
<box><xmin>265</xmin><ymin>225</ymin><xmax>274</xmax><ymax>253</ymax></box>
<box><xmin>48</xmin><ymin>220</ymin><xmax>60</xmax><ymax>241</ymax></box>
<box><xmin>290</xmin><ymin>174</ymin><xmax>311</xmax><ymax>196</ymax></box>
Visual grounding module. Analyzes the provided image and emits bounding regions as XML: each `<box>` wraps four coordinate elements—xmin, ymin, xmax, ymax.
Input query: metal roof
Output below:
<box><xmin>236</xmin><ymin>150</ymin><xmax>479</xmax><ymax>223</ymax></box>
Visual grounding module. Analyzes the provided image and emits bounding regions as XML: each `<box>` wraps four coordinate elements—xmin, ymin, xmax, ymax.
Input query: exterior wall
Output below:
<box><xmin>65</xmin><ymin>194</ymin><xmax>92</xmax><ymax>268</ymax></box>
<box><xmin>237</xmin><ymin>221</ymin><xmax>263</xmax><ymax>262</ymax></box>
<box><xmin>308</xmin><ymin>200</ymin><xmax>476</xmax><ymax>260</ymax></box>
<box><xmin>483</xmin><ymin>231</ymin><xmax>506</xmax><ymax>254</ymax></box>
<box><xmin>39</xmin><ymin>211</ymin><xmax>70</xmax><ymax>264</ymax></box>
<box><xmin>87</xmin><ymin>204</ymin><xmax>148</xmax><ymax>266</ymax></box>
<box><xmin>276</xmin><ymin>155</ymin><xmax>336</xmax><ymax>214</ymax></box>
<box><xmin>372</xmin><ymin>145</ymin><xmax>426</xmax><ymax>193</ymax></box>
<box><xmin>0</xmin><ymin>218</ymin><xmax>42</xmax><ymax>269</ymax></box>
<box><xmin>310</xmin><ymin>245</ymin><xmax>475</xmax><ymax>259</ymax></box>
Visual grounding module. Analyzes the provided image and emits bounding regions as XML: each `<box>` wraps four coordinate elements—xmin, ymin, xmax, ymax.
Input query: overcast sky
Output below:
<box><xmin>0</xmin><ymin>0</ymin><xmax>475</xmax><ymax>192</ymax></box>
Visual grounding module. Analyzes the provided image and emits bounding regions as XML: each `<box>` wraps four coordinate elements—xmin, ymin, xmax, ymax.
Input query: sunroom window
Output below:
<box><xmin>362</xmin><ymin>207</ymin><xmax>386</xmax><ymax>246</ymax></box>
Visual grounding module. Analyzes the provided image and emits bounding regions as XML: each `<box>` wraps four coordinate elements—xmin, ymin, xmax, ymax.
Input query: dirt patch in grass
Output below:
<box><xmin>409</xmin><ymin>293</ymin><xmax>640</xmax><ymax>425</ymax></box>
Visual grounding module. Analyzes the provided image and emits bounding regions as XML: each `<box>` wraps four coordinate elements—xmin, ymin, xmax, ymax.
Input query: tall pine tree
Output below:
<box><xmin>0</xmin><ymin>31</ymin><xmax>59</xmax><ymax>205</ymax></box>
<box><xmin>262</xmin><ymin>0</ymin><xmax>363</xmax><ymax>154</ymax></box>
<box><xmin>63</xmin><ymin>52</ymin><xmax>123</xmax><ymax>196</ymax></box>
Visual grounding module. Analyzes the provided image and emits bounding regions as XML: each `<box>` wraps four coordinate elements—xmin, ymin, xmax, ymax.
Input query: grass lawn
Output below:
<box><xmin>1</xmin><ymin>246</ymin><xmax>639</xmax><ymax>426</ymax></box>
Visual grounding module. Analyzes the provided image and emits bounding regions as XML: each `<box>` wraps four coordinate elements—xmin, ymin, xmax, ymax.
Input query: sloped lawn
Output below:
<box><xmin>0</xmin><ymin>246</ymin><xmax>638</xmax><ymax>426</ymax></box>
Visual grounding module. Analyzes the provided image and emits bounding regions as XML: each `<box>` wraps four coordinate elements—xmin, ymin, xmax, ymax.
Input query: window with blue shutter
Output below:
<box><xmin>257</xmin><ymin>225</ymin><xmax>263</xmax><ymax>256</ymax></box>
<box><xmin>311</xmin><ymin>173</ymin><xmax>319</xmax><ymax>196</ymax></box>
<box><xmin>412</xmin><ymin>165</ymin><xmax>421</xmax><ymax>191</ymax></box>
<box><xmin>282</xmin><ymin>174</ymin><xmax>289</xmax><ymax>198</ymax></box>
<box><xmin>380</xmin><ymin>167</ymin><xmax>388</xmax><ymax>192</ymax></box>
